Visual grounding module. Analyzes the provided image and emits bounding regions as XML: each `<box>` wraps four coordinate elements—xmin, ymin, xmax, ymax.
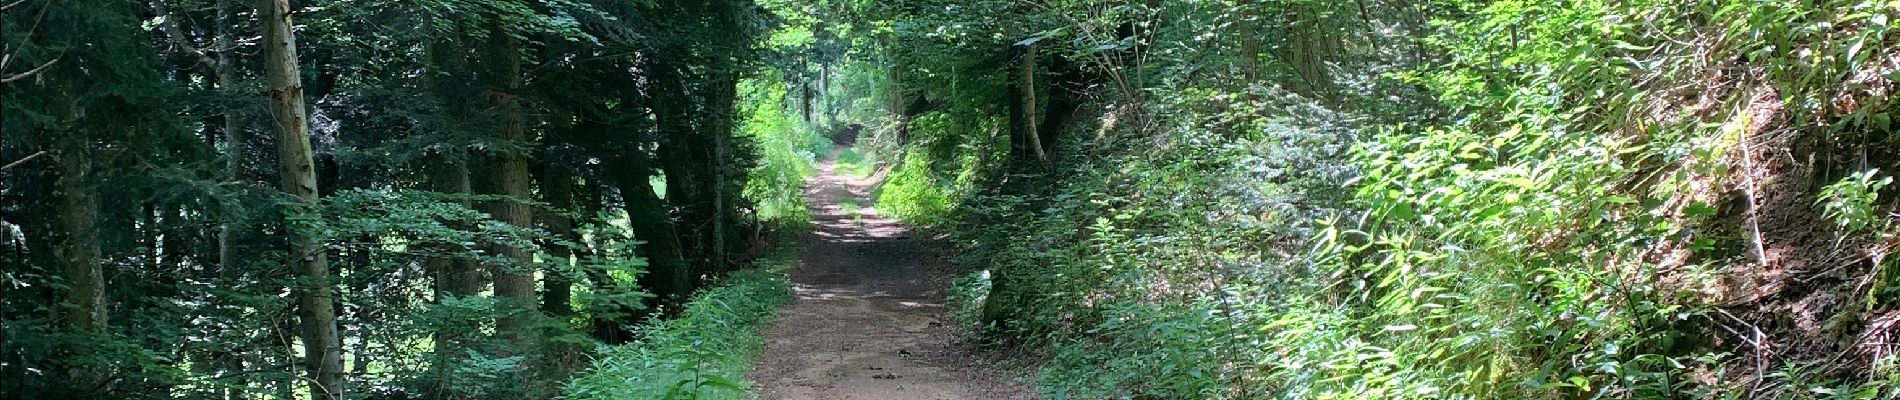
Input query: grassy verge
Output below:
<box><xmin>833</xmin><ymin>147</ymin><xmax>878</xmax><ymax>179</ymax></box>
<box><xmin>562</xmin><ymin>251</ymin><xmax>795</xmax><ymax>400</ymax></box>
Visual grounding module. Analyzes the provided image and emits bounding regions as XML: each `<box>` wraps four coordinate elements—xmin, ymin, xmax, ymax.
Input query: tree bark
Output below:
<box><xmin>262</xmin><ymin>0</ymin><xmax>342</xmax><ymax>398</ymax></box>
<box><xmin>578</xmin><ymin>110</ymin><xmax>689</xmax><ymax>341</ymax></box>
<box><xmin>709</xmin><ymin>76</ymin><xmax>740</xmax><ymax>273</ymax></box>
<box><xmin>483</xmin><ymin>31</ymin><xmax>538</xmax><ymax>345</ymax></box>
<box><xmin>538</xmin><ymin>163</ymin><xmax>577</xmax><ymax>316</ymax></box>
<box><xmin>429</xmin><ymin>156</ymin><xmax>481</xmax><ymax>296</ymax></box>
<box><xmin>819</xmin><ymin>60</ymin><xmax>832</xmax><ymax>128</ymax></box>
<box><xmin>799</xmin><ymin>57</ymin><xmax>813</xmax><ymax>125</ymax></box>
<box><xmin>655</xmin><ymin>64</ymin><xmax>712</xmax><ymax>281</ymax></box>
<box><xmin>1006</xmin><ymin>77</ymin><xmax>1027</xmax><ymax>163</ymax></box>
<box><xmin>1038</xmin><ymin>55</ymin><xmax>1082</xmax><ymax>154</ymax></box>
<box><xmin>607</xmin><ymin>153</ymin><xmax>692</xmax><ymax>319</ymax></box>
<box><xmin>422</xmin><ymin>152</ymin><xmax>478</xmax><ymax>393</ymax></box>
<box><xmin>887</xmin><ymin>45</ymin><xmax>908</xmax><ymax>143</ymax></box>
<box><xmin>422</xmin><ymin>39</ymin><xmax>485</xmax><ymax>301</ymax></box>
<box><xmin>1235</xmin><ymin>0</ymin><xmax>1262</xmax><ymax>87</ymax></box>
<box><xmin>890</xmin><ymin>87</ymin><xmax>907</xmax><ymax>142</ymax></box>
<box><xmin>1019</xmin><ymin>43</ymin><xmax>1046</xmax><ymax>165</ymax></box>
<box><xmin>1284</xmin><ymin>2</ymin><xmax>1335</xmax><ymax>101</ymax></box>
<box><xmin>216</xmin><ymin>0</ymin><xmax>246</xmax><ymax>277</ymax></box>
<box><xmin>52</xmin><ymin>131</ymin><xmax>104</xmax><ymax>333</ymax></box>
<box><xmin>206</xmin><ymin>25</ymin><xmax>254</xmax><ymax>395</ymax></box>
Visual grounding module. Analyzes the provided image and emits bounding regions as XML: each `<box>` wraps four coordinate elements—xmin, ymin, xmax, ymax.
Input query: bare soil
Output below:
<box><xmin>750</xmin><ymin>154</ymin><xmax>1033</xmax><ymax>400</ymax></box>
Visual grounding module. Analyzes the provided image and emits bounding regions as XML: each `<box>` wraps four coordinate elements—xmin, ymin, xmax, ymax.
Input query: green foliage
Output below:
<box><xmin>944</xmin><ymin>269</ymin><xmax>993</xmax><ymax>339</ymax></box>
<box><xmin>868</xmin><ymin>110</ymin><xmax>1004</xmax><ymax>226</ymax></box>
<box><xmin>855</xmin><ymin>0</ymin><xmax>1900</xmax><ymax>398</ymax></box>
<box><xmin>563</xmin><ymin>253</ymin><xmax>794</xmax><ymax>400</ymax></box>
<box><xmin>4</xmin><ymin>0</ymin><xmax>806</xmax><ymax>397</ymax></box>
<box><xmin>951</xmin><ymin>142</ymin><xmax>1317</xmax><ymax>399</ymax></box>
<box><xmin>311</xmin><ymin>189</ymin><xmax>653</xmax><ymax>398</ymax></box>
<box><xmin>741</xmin><ymin>74</ymin><xmax>828</xmax><ymax>225</ymax></box>
<box><xmin>834</xmin><ymin>148</ymin><xmax>877</xmax><ymax>179</ymax></box>
<box><xmin>1819</xmin><ymin>170</ymin><xmax>1892</xmax><ymax>235</ymax></box>
<box><xmin>874</xmin><ymin>151</ymin><xmax>954</xmax><ymax>224</ymax></box>
<box><xmin>12</xmin><ymin>0</ymin><xmax>1900</xmax><ymax>397</ymax></box>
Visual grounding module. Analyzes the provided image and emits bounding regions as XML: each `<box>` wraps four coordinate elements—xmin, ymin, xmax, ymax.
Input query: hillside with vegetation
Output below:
<box><xmin>5</xmin><ymin>0</ymin><xmax>1900</xmax><ymax>399</ymax></box>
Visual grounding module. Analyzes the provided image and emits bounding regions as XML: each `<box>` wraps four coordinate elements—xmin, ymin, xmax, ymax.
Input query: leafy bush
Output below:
<box><xmin>563</xmin><ymin>253</ymin><xmax>793</xmax><ymax>400</ymax></box>
<box><xmin>1820</xmin><ymin>170</ymin><xmax>1893</xmax><ymax>235</ymax></box>
<box><xmin>885</xmin><ymin>0</ymin><xmax>1900</xmax><ymax>398</ymax></box>
<box><xmin>742</xmin><ymin>74</ymin><xmax>829</xmax><ymax>226</ymax></box>
<box><xmin>945</xmin><ymin>269</ymin><xmax>993</xmax><ymax>339</ymax></box>
<box><xmin>875</xmin><ymin>150</ymin><xmax>956</xmax><ymax>225</ymax></box>
<box><xmin>834</xmin><ymin>148</ymin><xmax>877</xmax><ymax>179</ymax></box>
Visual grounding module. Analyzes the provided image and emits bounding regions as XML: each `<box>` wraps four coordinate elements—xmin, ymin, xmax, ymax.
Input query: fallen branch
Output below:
<box><xmin>1715</xmin><ymin>308</ymin><xmax>1770</xmax><ymax>396</ymax></box>
<box><xmin>0</xmin><ymin>0</ymin><xmax>32</xmax><ymax>13</ymax></box>
<box><xmin>0</xmin><ymin>57</ymin><xmax>57</xmax><ymax>84</ymax></box>
<box><xmin>1736</xmin><ymin>105</ymin><xmax>1770</xmax><ymax>265</ymax></box>
<box><xmin>0</xmin><ymin>151</ymin><xmax>47</xmax><ymax>171</ymax></box>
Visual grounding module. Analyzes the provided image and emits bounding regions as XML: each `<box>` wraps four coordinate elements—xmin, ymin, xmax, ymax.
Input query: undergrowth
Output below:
<box><xmin>834</xmin><ymin>148</ymin><xmax>878</xmax><ymax>179</ymax></box>
<box><xmin>562</xmin><ymin>251</ymin><xmax>794</xmax><ymax>400</ymax></box>
<box><xmin>742</xmin><ymin>73</ymin><xmax>830</xmax><ymax>226</ymax></box>
<box><xmin>875</xmin><ymin>0</ymin><xmax>1900</xmax><ymax>398</ymax></box>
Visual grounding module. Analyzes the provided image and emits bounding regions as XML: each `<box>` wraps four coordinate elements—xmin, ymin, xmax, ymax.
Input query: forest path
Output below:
<box><xmin>750</xmin><ymin>150</ymin><xmax>1032</xmax><ymax>400</ymax></box>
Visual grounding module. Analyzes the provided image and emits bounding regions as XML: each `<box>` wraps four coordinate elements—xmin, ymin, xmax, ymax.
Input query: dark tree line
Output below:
<box><xmin>0</xmin><ymin>0</ymin><xmax>788</xmax><ymax>398</ymax></box>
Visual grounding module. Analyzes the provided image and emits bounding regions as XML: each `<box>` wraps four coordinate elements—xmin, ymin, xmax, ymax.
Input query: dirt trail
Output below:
<box><xmin>750</xmin><ymin>153</ymin><xmax>1031</xmax><ymax>400</ymax></box>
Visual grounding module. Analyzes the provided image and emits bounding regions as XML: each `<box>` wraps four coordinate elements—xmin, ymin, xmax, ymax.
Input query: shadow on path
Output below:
<box><xmin>749</xmin><ymin>151</ymin><xmax>1031</xmax><ymax>400</ymax></box>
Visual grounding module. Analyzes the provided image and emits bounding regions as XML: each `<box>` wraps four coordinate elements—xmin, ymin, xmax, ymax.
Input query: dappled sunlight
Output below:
<box><xmin>751</xmin><ymin>149</ymin><xmax>1025</xmax><ymax>399</ymax></box>
<box><xmin>23</xmin><ymin>0</ymin><xmax>1894</xmax><ymax>397</ymax></box>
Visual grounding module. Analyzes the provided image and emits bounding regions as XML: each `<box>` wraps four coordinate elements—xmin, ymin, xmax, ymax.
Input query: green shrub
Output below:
<box><xmin>875</xmin><ymin>150</ymin><xmax>955</xmax><ymax>225</ymax></box>
<box><xmin>933</xmin><ymin>0</ymin><xmax>1900</xmax><ymax>397</ymax></box>
<box><xmin>741</xmin><ymin>75</ymin><xmax>828</xmax><ymax>226</ymax></box>
<box><xmin>563</xmin><ymin>254</ymin><xmax>793</xmax><ymax>400</ymax></box>
<box><xmin>834</xmin><ymin>148</ymin><xmax>878</xmax><ymax>179</ymax></box>
<box><xmin>1819</xmin><ymin>169</ymin><xmax>1892</xmax><ymax>235</ymax></box>
<box><xmin>945</xmin><ymin>269</ymin><xmax>994</xmax><ymax>339</ymax></box>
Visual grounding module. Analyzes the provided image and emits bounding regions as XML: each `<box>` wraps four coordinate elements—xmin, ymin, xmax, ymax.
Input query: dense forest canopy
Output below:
<box><xmin>3</xmin><ymin>0</ymin><xmax>796</xmax><ymax>397</ymax></box>
<box><xmin>4</xmin><ymin>0</ymin><xmax>1899</xmax><ymax>399</ymax></box>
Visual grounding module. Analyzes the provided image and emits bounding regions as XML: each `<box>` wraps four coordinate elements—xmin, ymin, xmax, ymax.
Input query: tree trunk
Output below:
<box><xmin>712</xmin><ymin>133</ymin><xmax>729</xmax><ymax>274</ymax></box>
<box><xmin>1235</xmin><ymin>0</ymin><xmax>1262</xmax><ymax>87</ymax></box>
<box><xmin>422</xmin><ymin>40</ymin><xmax>485</xmax><ymax>301</ymax></box>
<box><xmin>1284</xmin><ymin>2</ymin><xmax>1335</xmax><ymax>100</ymax></box>
<box><xmin>428</xmin><ymin>156</ymin><xmax>481</xmax><ymax>297</ymax></box>
<box><xmin>578</xmin><ymin>111</ymin><xmax>688</xmax><ymax>341</ymax></box>
<box><xmin>655</xmin><ymin>65</ymin><xmax>712</xmax><ymax>282</ymax></box>
<box><xmin>802</xmin><ymin>83</ymin><xmax>814</xmax><ymax>126</ymax></box>
<box><xmin>538</xmin><ymin>164</ymin><xmax>577</xmax><ymax>316</ymax></box>
<box><xmin>1006</xmin><ymin>78</ymin><xmax>1027</xmax><ymax>163</ymax></box>
<box><xmin>607</xmin><ymin>153</ymin><xmax>692</xmax><ymax>320</ymax></box>
<box><xmin>709</xmin><ymin>76</ymin><xmax>740</xmax><ymax>273</ymax></box>
<box><xmin>52</xmin><ymin>131</ymin><xmax>104</xmax><ymax>333</ymax></box>
<box><xmin>1018</xmin><ymin>43</ymin><xmax>1046</xmax><ymax>165</ymax></box>
<box><xmin>262</xmin><ymin>0</ymin><xmax>342</xmax><ymax>398</ymax></box>
<box><xmin>208</xmin><ymin>11</ymin><xmax>252</xmax><ymax>389</ymax></box>
<box><xmin>216</xmin><ymin>0</ymin><xmax>245</xmax><ymax>276</ymax></box>
<box><xmin>887</xmin><ymin>48</ymin><xmax>908</xmax><ymax>144</ymax></box>
<box><xmin>483</xmin><ymin>32</ymin><xmax>538</xmax><ymax>345</ymax></box>
<box><xmin>819</xmin><ymin>60</ymin><xmax>832</xmax><ymax>128</ymax></box>
<box><xmin>1038</xmin><ymin>55</ymin><xmax>1082</xmax><ymax>154</ymax></box>
<box><xmin>422</xmin><ymin>152</ymin><xmax>478</xmax><ymax>393</ymax></box>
